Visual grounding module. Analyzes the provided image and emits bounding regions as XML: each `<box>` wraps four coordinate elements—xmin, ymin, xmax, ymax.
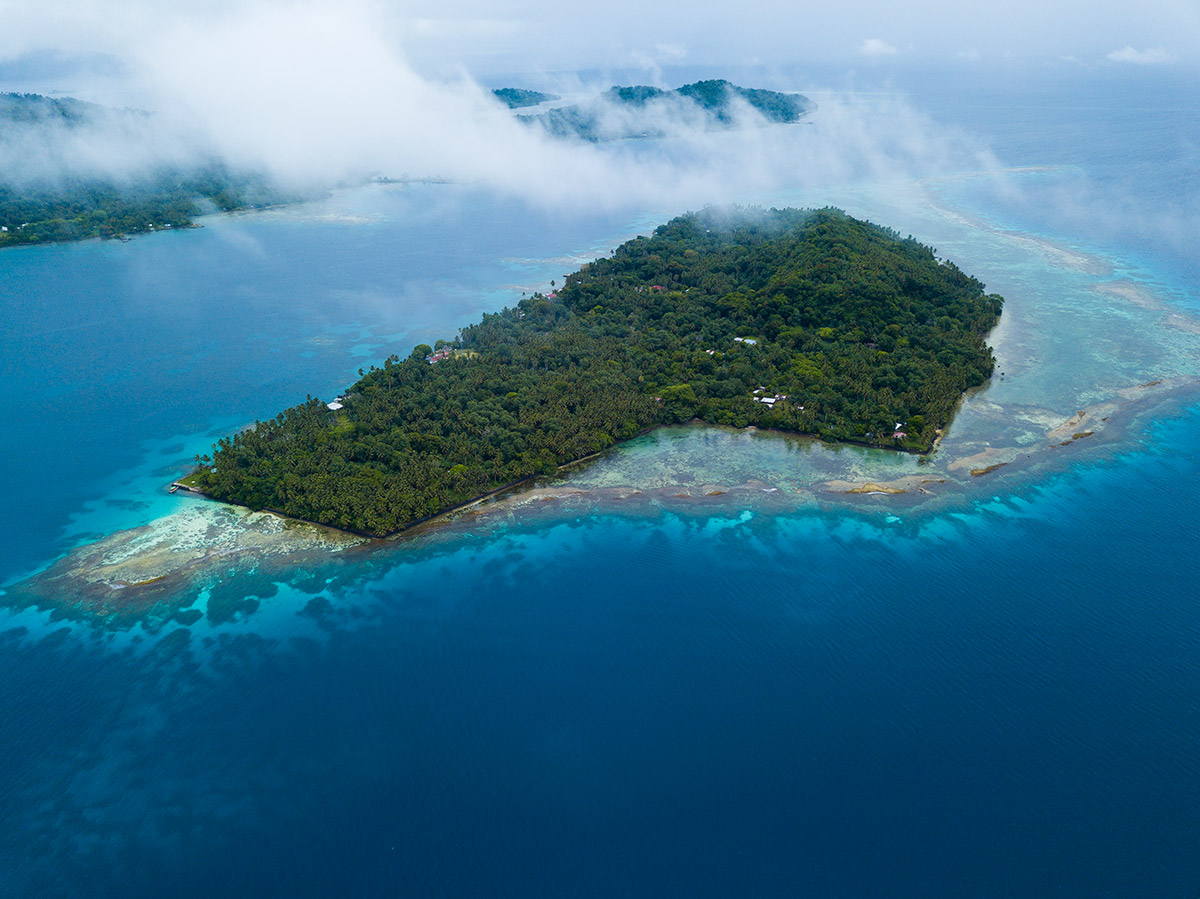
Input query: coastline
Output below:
<box><xmin>170</xmin><ymin>420</ymin><xmax>928</xmax><ymax>542</ymax></box>
<box><xmin>9</xmin><ymin>373</ymin><xmax>1198</xmax><ymax>628</ymax></box>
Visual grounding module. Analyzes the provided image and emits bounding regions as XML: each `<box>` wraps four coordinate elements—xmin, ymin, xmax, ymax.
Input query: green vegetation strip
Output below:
<box><xmin>525</xmin><ymin>79</ymin><xmax>814</xmax><ymax>141</ymax></box>
<box><xmin>0</xmin><ymin>93</ymin><xmax>299</xmax><ymax>246</ymax></box>
<box><xmin>190</xmin><ymin>208</ymin><xmax>1002</xmax><ymax>535</ymax></box>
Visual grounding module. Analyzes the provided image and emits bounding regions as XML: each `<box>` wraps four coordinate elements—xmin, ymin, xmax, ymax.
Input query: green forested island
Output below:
<box><xmin>492</xmin><ymin>88</ymin><xmax>560</xmax><ymax>108</ymax></box>
<box><xmin>0</xmin><ymin>165</ymin><xmax>289</xmax><ymax>246</ymax></box>
<box><xmin>185</xmin><ymin>208</ymin><xmax>1002</xmax><ymax>535</ymax></box>
<box><xmin>0</xmin><ymin>92</ymin><xmax>292</xmax><ymax>247</ymax></box>
<box><xmin>522</xmin><ymin>79</ymin><xmax>815</xmax><ymax>141</ymax></box>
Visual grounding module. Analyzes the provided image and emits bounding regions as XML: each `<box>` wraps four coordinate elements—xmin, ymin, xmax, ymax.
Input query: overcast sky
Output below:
<box><xmin>0</xmin><ymin>0</ymin><xmax>1197</xmax><ymax>99</ymax></box>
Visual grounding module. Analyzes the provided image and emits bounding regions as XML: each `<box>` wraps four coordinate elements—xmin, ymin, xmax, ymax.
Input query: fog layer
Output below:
<box><xmin>0</xmin><ymin>2</ymin><xmax>1007</xmax><ymax>213</ymax></box>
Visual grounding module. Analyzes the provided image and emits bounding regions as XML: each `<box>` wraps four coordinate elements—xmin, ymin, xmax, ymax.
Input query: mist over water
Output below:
<box><xmin>1</xmin><ymin>2</ymin><xmax>1013</xmax><ymax>216</ymax></box>
<box><xmin>905</xmin><ymin>66</ymin><xmax>1200</xmax><ymax>294</ymax></box>
<box><xmin>2</xmin><ymin>54</ymin><xmax>1200</xmax><ymax>897</ymax></box>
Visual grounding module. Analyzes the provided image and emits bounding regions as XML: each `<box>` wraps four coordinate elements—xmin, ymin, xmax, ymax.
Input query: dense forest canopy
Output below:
<box><xmin>187</xmin><ymin>207</ymin><xmax>1002</xmax><ymax>536</ymax></box>
<box><xmin>0</xmin><ymin>92</ymin><xmax>108</xmax><ymax>126</ymax></box>
<box><xmin>523</xmin><ymin>79</ymin><xmax>815</xmax><ymax>141</ymax></box>
<box><xmin>0</xmin><ymin>166</ymin><xmax>290</xmax><ymax>246</ymax></box>
<box><xmin>0</xmin><ymin>92</ymin><xmax>295</xmax><ymax>247</ymax></box>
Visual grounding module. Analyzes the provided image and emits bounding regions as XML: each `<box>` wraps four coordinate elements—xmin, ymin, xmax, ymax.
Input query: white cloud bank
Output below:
<box><xmin>4</xmin><ymin>0</ymin><xmax>1199</xmax><ymax>81</ymax></box>
<box><xmin>10</xmin><ymin>0</ymin><xmax>1197</xmax><ymax>227</ymax></box>
<box><xmin>0</xmin><ymin>0</ymin><xmax>983</xmax><ymax>212</ymax></box>
<box><xmin>858</xmin><ymin>38</ymin><xmax>899</xmax><ymax>58</ymax></box>
<box><xmin>1106</xmin><ymin>46</ymin><xmax>1177</xmax><ymax>65</ymax></box>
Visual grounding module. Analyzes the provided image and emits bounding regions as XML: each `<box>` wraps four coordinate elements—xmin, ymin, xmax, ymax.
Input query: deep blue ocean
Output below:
<box><xmin>1</xmin><ymin>69</ymin><xmax>1198</xmax><ymax>896</ymax></box>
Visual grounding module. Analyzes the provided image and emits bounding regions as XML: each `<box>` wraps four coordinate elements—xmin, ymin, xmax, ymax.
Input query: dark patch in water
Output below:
<box><xmin>104</xmin><ymin>498</ymin><xmax>150</xmax><ymax>511</ymax></box>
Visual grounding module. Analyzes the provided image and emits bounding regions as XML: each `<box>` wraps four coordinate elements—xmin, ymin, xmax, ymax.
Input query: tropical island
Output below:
<box><xmin>182</xmin><ymin>207</ymin><xmax>1002</xmax><ymax>536</ymax></box>
<box><xmin>519</xmin><ymin>79</ymin><xmax>815</xmax><ymax>141</ymax></box>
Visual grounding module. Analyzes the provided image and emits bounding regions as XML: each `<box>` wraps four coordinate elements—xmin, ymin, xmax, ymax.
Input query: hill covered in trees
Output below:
<box><xmin>185</xmin><ymin>208</ymin><xmax>1002</xmax><ymax>535</ymax></box>
<box><xmin>0</xmin><ymin>92</ymin><xmax>294</xmax><ymax>247</ymax></box>
<box><xmin>522</xmin><ymin>79</ymin><xmax>815</xmax><ymax>141</ymax></box>
<box><xmin>491</xmin><ymin>88</ymin><xmax>560</xmax><ymax>108</ymax></box>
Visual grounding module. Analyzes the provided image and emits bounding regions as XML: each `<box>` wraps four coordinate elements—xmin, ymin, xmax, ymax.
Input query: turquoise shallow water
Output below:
<box><xmin>2</xmin><ymin>71</ymin><xmax>1199</xmax><ymax>896</ymax></box>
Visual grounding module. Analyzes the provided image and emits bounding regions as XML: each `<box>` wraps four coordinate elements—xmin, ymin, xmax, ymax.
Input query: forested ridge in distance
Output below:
<box><xmin>0</xmin><ymin>92</ymin><xmax>296</xmax><ymax>247</ymax></box>
<box><xmin>0</xmin><ymin>82</ymin><xmax>813</xmax><ymax>246</ymax></box>
<box><xmin>520</xmin><ymin>79</ymin><xmax>815</xmax><ymax>140</ymax></box>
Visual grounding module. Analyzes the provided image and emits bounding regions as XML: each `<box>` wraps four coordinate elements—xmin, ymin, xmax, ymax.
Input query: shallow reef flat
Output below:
<box><xmin>6</xmin><ymin>505</ymin><xmax>363</xmax><ymax>627</ymax></box>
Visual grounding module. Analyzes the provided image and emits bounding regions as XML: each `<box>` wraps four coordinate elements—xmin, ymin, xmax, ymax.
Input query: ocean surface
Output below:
<box><xmin>1</xmin><ymin>69</ymin><xmax>1198</xmax><ymax>896</ymax></box>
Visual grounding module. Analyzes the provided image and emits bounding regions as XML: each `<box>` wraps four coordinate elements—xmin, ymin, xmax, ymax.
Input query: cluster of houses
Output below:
<box><xmin>427</xmin><ymin>347</ymin><xmax>455</xmax><ymax>364</ymax></box>
<box><xmin>752</xmin><ymin>387</ymin><xmax>791</xmax><ymax>409</ymax></box>
<box><xmin>326</xmin><ymin>396</ymin><xmax>346</xmax><ymax>411</ymax></box>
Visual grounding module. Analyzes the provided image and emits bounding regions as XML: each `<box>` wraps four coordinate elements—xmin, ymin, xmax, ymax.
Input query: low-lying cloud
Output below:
<box><xmin>858</xmin><ymin>38</ymin><xmax>899</xmax><ymax>58</ymax></box>
<box><xmin>133</xmin><ymin>4</ymin><xmax>1002</xmax><ymax>205</ymax></box>
<box><xmin>3</xmin><ymin>0</ymin><xmax>1195</xmax><ymax>308</ymax></box>
<box><xmin>0</xmin><ymin>0</ymin><xmax>1008</xmax><ymax>214</ymax></box>
<box><xmin>1106</xmin><ymin>46</ymin><xmax>1176</xmax><ymax>65</ymax></box>
<box><xmin>0</xmin><ymin>94</ymin><xmax>217</xmax><ymax>187</ymax></box>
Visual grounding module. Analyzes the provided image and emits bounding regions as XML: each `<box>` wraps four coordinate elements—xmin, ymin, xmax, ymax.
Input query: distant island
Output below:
<box><xmin>0</xmin><ymin>82</ymin><xmax>814</xmax><ymax>247</ymax></box>
<box><xmin>491</xmin><ymin>88</ymin><xmax>560</xmax><ymax>109</ymax></box>
<box><xmin>517</xmin><ymin>79</ymin><xmax>815</xmax><ymax>141</ymax></box>
<box><xmin>0</xmin><ymin>92</ymin><xmax>297</xmax><ymax>247</ymax></box>
<box><xmin>182</xmin><ymin>208</ymin><xmax>1002</xmax><ymax>536</ymax></box>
